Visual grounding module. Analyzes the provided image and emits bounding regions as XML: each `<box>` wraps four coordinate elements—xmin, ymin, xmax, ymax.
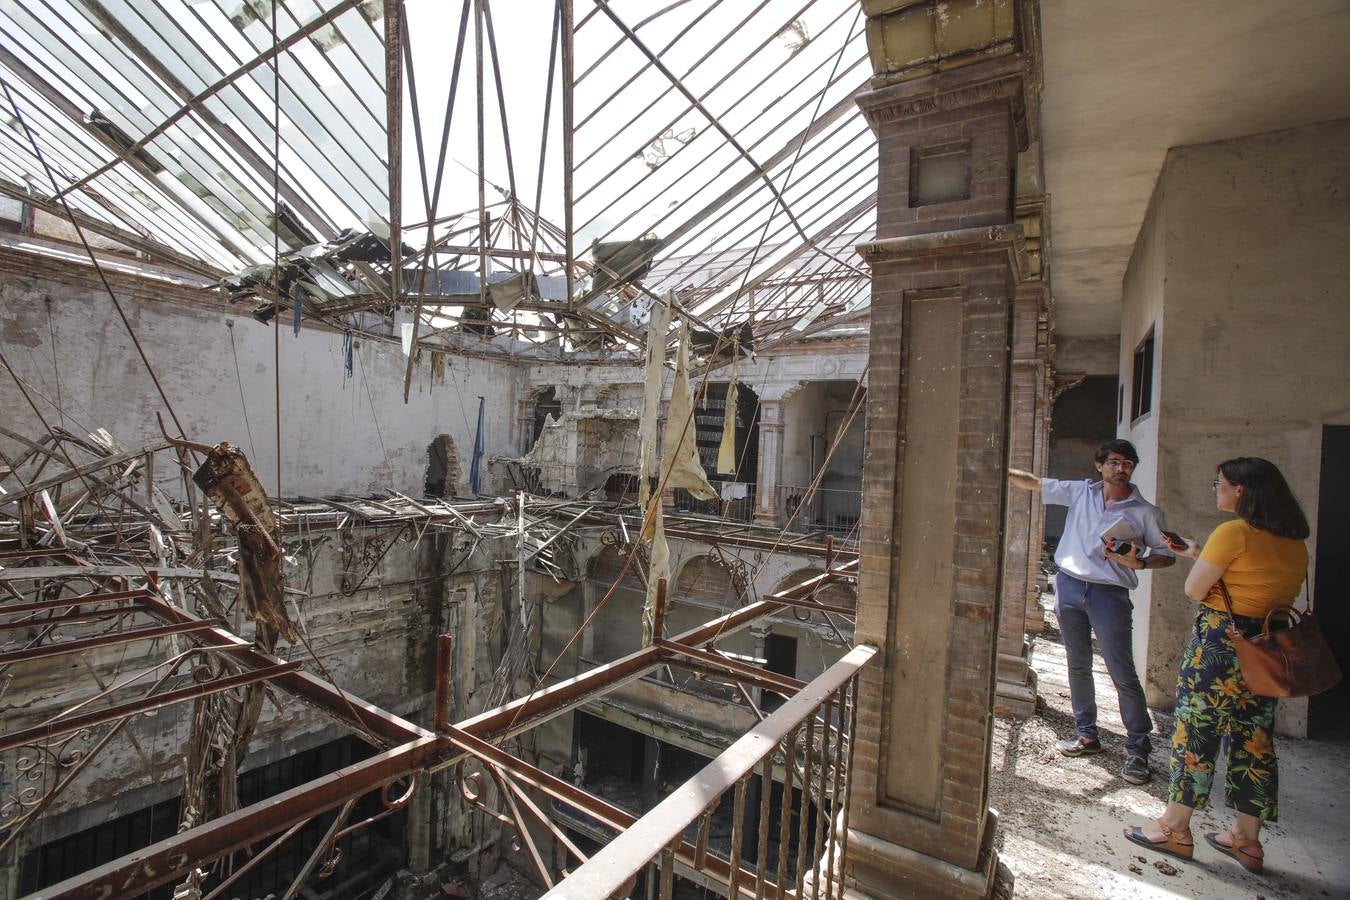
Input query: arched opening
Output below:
<box><xmin>673</xmin><ymin>381</ymin><xmax>760</xmax><ymax>520</ymax></box>
<box><xmin>531</xmin><ymin>386</ymin><xmax>563</xmax><ymax>447</ymax></box>
<box><xmin>424</xmin><ymin>434</ymin><xmax>461</xmax><ymax>498</ymax></box>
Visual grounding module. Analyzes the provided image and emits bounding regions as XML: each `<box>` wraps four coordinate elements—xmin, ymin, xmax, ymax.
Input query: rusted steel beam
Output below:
<box><xmin>36</xmin><ymin>735</ymin><xmax>440</xmax><ymax>900</ymax></box>
<box><xmin>540</xmin><ymin>645</ymin><xmax>877</xmax><ymax>899</ymax></box>
<box><xmin>657</xmin><ymin>640</ymin><xmax>806</xmax><ymax>696</ymax></box>
<box><xmin>443</xmin><ymin>726</ymin><xmax>758</xmax><ymax>893</ymax></box>
<box><xmin>0</xmin><ymin>660</ymin><xmax>301</xmax><ymax>754</ymax></box>
<box><xmin>0</xmin><ymin>619</ymin><xmax>216</xmax><ymax>665</ymax></box>
<box><xmin>0</xmin><ymin>604</ymin><xmax>140</xmax><ymax>631</ymax></box>
<box><xmin>755</xmin><ymin>594</ymin><xmax>856</xmax><ymax>617</ymax></box>
<box><xmin>0</xmin><ymin>588</ymin><xmax>148</xmax><ymax>615</ymax></box>
<box><xmin>135</xmin><ymin>592</ymin><xmax>430</xmax><ymax>744</ymax></box>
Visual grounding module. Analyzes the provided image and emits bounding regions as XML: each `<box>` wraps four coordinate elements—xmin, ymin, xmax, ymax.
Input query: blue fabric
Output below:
<box><xmin>1042</xmin><ymin>478</ymin><xmax>1173</xmax><ymax>589</ymax></box>
<box><xmin>342</xmin><ymin>330</ymin><xmax>353</xmax><ymax>379</ymax></box>
<box><xmin>469</xmin><ymin>396</ymin><xmax>485</xmax><ymax>495</ymax></box>
<box><xmin>1055</xmin><ymin>571</ymin><xmax>1154</xmax><ymax>758</ymax></box>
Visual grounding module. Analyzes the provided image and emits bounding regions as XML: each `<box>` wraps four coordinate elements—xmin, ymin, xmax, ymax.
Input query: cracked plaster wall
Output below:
<box><xmin>0</xmin><ymin>246</ymin><xmax>519</xmax><ymax>500</ymax></box>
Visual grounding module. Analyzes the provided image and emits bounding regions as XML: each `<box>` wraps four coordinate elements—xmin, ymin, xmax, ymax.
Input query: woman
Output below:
<box><xmin>1124</xmin><ymin>457</ymin><xmax>1309</xmax><ymax>874</ymax></box>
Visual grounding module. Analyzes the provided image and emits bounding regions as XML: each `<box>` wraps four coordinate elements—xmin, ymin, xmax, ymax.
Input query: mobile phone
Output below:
<box><xmin>1103</xmin><ymin>538</ymin><xmax>1134</xmax><ymax>556</ymax></box>
<box><xmin>1161</xmin><ymin>530</ymin><xmax>1185</xmax><ymax>548</ymax></box>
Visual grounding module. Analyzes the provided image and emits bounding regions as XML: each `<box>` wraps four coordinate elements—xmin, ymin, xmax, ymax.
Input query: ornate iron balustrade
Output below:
<box><xmin>542</xmin><ymin>643</ymin><xmax>875</xmax><ymax>900</ymax></box>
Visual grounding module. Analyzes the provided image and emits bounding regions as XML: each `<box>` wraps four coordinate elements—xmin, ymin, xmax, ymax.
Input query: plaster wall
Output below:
<box><xmin>0</xmin><ymin>246</ymin><xmax>519</xmax><ymax>499</ymax></box>
<box><xmin>1117</xmin><ymin>179</ymin><xmax>1167</xmax><ymax>677</ymax></box>
<box><xmin>1121</xmin><ymin>120</ymin><xmax>1350</xmax><ymax>737</ymax></box>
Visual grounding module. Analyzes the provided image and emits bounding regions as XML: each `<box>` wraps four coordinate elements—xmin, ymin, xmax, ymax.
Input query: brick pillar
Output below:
<box><xmin>843</xmin><ymin>51</ymin><xmax>1031</xmax><ymax>899</ymax></box>
<box><xmin>1024</xmin><ymin>345</ymin><xmax>1054</xmax><ymax>633</ymax></box>
<box><xmin>994</xmin><ymin>283</ymin><xmax>1043</xmax><ymax>717</ymax></box>
<box><xmin>753</xmin><ymin>400</ymin><xmax>784</xmax><ymax>525</ymax></box>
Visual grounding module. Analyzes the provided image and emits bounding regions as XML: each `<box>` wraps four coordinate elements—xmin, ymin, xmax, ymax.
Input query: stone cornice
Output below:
<box><xmin>855</xmin><ymin>223</ymin><xmax>1031</xmax><ymax>282</ymax></box>
<box><xmin>855</xmin><ymin>55</ymin><xmax>1031</xmax><ymax>150</ymax></box>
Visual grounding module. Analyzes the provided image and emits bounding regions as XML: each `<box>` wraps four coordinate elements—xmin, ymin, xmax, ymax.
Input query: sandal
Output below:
<box><xmin>1123</xmin><ymin>818</ymin><xmax>1195</xmax><ymax>861</ymax></box>
<box><xmin>1205</xmin><ymin>830</ymin><xmax>1264</xmax><ymax>873</ymax></box>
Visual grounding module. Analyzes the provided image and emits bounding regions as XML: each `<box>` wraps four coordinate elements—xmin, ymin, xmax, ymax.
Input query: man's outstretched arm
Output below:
<box><xmin>1008</xmin><ymin>468</ymin><xmax>1041</xmax><ymax>492</ymax></box>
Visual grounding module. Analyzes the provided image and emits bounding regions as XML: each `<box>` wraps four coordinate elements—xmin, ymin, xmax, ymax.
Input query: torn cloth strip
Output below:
<box><xmin>292</xmin><ymin>284</ymin><xmax>303</xmax><ymax>335</ymax></box>
<box><xmin>192</xmin><ymin>444</ymin><xmax>298</xmax><ymax>646</ymax></box>
<box><xmin>642</xmin><ymin>502</ymin><xmax>670</xmax><ymax>647</ymax></box>
<box><xmin>342</xmin><ymin>330</ymin><xmax>354</xmax><ymax>379</ymax></box>
<box><xmin>661</xmin><ymin>322</ymin><xmax>717</xmax><ymax>501</ymax></box>
<box><xmin>637</xmin><ymin>292</ymin><xmax>673</xmax><ymax>532</ymax></box>
<box><xmin>469</xmin><ymin>396</ymin><xmax>486</xmax><ymax>495</ymax></box>
<box><xmin>717</xmin><ymin>377</ymin><xmax>739</xmax><ymax>475</ymax></box>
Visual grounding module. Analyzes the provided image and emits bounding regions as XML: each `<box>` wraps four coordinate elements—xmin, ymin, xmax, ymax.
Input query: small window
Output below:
<box><xmin>1131</xmin><ymin>328</ymin><xmax>1155</xmax><ymax>422</ymax></box>
<box><xmin>910</xmin><ymin>141</ymin><xmax>971</xmax><ymax>206</ymax></box>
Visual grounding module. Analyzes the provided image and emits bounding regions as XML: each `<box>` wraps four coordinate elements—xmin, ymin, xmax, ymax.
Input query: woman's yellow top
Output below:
<box><xmin>1199</xmin><ymin>518</ymin><xmax>1308</xmax><ymax>618</ymax></box>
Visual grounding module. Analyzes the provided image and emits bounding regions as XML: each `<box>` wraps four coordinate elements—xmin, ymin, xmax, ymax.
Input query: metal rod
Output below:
<box><xmin>728</xmin><ymin>775</ymin><xmax>748</xmax><ymax>899</ymax></box>
<box><xmin>0</xmin><ymin>618</ymin><xmax>215</xmax><ymax>665</ymax></box>
<box><xmin>0</xmin><ymin>587</ymin><xmax>147</xmax><ymax>614</ymax></box>
<box><xmin>812</xmin><ymin>695</ymin><xmax>834</xmax><ymax>899</ymax></box>
<box><xmin>775</xmin><ymin>728</ymin><xmax>795</xmax><ymax>894</ymax></box>
<box><xmin>794</xmin><ymin>708</ymin><xmax>815</xmax><ymax>898</ymax></box>
<box><xmin>754</xmin><ymin>754</ymin><xmax>772</xmax><ymax>899</ymax></box>
<box><xmin>825</xmin><ymin>685</ymin><xmax>848</xmax><ymax>900</ymax></box>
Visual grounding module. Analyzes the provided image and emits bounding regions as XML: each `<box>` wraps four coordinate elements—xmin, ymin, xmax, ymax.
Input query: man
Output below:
<box><xmin>1010</xmin><ymin>439</ymin><xmax>1174</xmax><ymax>784</ymax></box>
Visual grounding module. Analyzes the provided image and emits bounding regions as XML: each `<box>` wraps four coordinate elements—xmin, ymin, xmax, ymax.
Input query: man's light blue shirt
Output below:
<box><xmin>1042</xmin><ymin>478</ymin><xmax>1173</xmax><ymax>590</ymax></box>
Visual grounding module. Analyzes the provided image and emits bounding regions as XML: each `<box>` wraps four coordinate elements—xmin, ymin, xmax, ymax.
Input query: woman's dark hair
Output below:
<box><xmin>1218</xmin><ymin>457</ymin><xmax>1310</xmax><ymax>540</ymax></box>
<box><xmin>1094</xmin><ymin>439</ymin><xmax>1139</xmax><ymax>465</ymax></box>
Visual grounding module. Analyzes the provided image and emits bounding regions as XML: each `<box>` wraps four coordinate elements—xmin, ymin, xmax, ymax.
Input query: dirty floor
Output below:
<box><xmin>991</xmin><ymin>600</ymin><xmax>1350</xmax><ymax>899</ymax></box>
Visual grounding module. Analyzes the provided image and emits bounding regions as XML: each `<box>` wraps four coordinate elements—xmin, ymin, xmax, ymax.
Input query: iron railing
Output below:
<box><xmin>779</xmin><ymin>484</ymin><xmax>861</xmax><ymax>535</ymax></box>
<box><xmin>673</xmin><ymin>480</ymin><xmax>756</xmax><ymax>522</ymax></box>
<box><xmin>542</xmin><ymin>643</ymin><xmax>874</xmax><ymax>900</ymax></box>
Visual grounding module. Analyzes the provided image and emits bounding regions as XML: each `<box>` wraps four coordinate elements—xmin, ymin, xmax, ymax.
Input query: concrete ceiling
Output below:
<box><xmin>1039</xmin><ymin>1</ymin><xmax>1350</xmax><ymax>339</ymax></box>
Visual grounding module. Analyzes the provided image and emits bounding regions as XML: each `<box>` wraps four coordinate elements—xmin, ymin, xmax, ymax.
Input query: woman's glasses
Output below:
<box><xmin>1211</xmin><ymin>478</ymin><xmax>1224</xmax><ymax>490</ymax></box>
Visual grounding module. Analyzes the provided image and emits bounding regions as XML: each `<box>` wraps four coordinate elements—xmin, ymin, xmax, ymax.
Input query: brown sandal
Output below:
<box><xmin>1123</xmin><ymin>818</ymin><xmax>1194</xmax><ymax>861</ymax></box>
<box><xmin>1205</xmin><ymin>830</ymin><xmax>1264</xmax><ymax>873</ymax></box>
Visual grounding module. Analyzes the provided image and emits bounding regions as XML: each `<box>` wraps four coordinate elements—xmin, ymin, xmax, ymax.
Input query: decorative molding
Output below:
<box><xmin>856</xmin><ymin>57</ymin><xmax>1031</xmax><ymax>150</ymax></box>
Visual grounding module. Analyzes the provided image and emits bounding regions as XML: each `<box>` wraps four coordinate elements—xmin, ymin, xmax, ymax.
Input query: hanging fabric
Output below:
<box><xmin>431</xmin><ymin>350</ymin><xmax>446</xmax><ymax>386</ymax></box>
<box><xmin>717</xmin><ymin>360</ymin><xmax>739</xmax><ymax>475</ymax></box>
<box><xmin>469</xmin><ymin>396</ymin><xmax>486</xmax><ymax>495</ymax></box>
<box><xmin>642</xmin><ymin>501</ymin><xmax>670</xmax><ymax>647</ymax></box>
<box><xmin>637</xmin><ymin>293</ymin><xmax>674</xmax><ymax>534</ymax></box>
<box><xmin>342</xmin><ymin>330</ymin><xmax>354</xmax><ymax>381</ymax></box>
<box><xmin>291</xmin><ymin>284</ymin><xmax>303</xmax><ymax>336</ymax></box>
<box><xmin>661</xmin><ymin>322</ymin><xmax>717</xmax><ymax>501</ymax></box>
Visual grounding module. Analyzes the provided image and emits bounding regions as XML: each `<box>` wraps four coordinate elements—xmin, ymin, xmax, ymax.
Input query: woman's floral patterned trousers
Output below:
<box><xmin>1168</xmin><ymin>607</ymin><xmax>1279</xmax><ymax>821</ymax></box>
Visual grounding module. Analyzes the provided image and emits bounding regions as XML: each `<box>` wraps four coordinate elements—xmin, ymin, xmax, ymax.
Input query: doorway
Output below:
<box><xmin>1310</xmin><ymin>425</ymin><xmax>1350</xmax><ymax>741</ymax></box>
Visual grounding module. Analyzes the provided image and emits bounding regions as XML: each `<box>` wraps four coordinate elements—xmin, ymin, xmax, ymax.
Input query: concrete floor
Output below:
<box><xmin>990</xmin><ymin>599</ymin><xmax>1350</xmax><ymax>899</ymax></box>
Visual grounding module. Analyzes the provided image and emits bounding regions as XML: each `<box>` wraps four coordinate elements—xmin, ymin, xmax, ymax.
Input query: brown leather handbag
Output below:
<box><xmin>1218</xmin><ymin>579</ymin><xmax>1343</xmax><ymax>699</ymax></box>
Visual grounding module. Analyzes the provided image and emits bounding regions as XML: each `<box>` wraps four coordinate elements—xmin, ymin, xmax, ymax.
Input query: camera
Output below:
<box><xmin>1104</xmin><ymin>538</ymin><xmax>1135</xmax><ymax>557</ymax></box>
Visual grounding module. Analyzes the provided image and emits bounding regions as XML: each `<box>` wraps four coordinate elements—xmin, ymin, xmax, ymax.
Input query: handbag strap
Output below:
<box><xmin>1216</xmin><ymin>578</ymin><xmax>1240</xmax><ymax>631</ymax></box>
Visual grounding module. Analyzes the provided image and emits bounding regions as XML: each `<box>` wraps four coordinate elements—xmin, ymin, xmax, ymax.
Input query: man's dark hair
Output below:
<box><xmin>1218</xmin><ymin>457</ymin><xmax>1310</xmax><ymax>540</ymax></box>
<box><xmin>1094</xmin><ymin>439</ymin><xmax>1139</xmax><ymax>465</ymax></box>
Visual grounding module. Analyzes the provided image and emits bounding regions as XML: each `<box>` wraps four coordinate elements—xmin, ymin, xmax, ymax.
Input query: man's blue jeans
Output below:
<box><xmin>1055</xmin><ymin>571</ymin><xmax>1153</xmax><ymax>758</ymax></box>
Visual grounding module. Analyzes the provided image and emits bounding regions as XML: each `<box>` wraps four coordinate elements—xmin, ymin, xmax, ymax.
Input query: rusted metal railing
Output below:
<box><xmin>542</xmin><ymin>642</ymin><xmax>875</xmax><ymax>900</ymax></box>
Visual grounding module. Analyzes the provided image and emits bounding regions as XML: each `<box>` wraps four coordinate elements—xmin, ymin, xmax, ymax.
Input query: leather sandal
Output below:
<box><xmin>1205</xmin><ymin>830</ymin><xmax>1264</xmax><ymax>873</ymax></box>
<box><xmin>1123</xmin><ymin>818</ymin><xmax>1195</xmax><ymax>861</ymax></box>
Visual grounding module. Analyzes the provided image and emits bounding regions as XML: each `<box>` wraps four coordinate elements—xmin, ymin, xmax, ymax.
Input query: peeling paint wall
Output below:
<box><xmin>1120</xmin><ymin>118</ymin><xmax>1350</xmax><ymax>735</ymax></box>
<box><xmin>0</xmin><ymin>246</ymin><xmax>519</xmax><ymax>499</ymax></box>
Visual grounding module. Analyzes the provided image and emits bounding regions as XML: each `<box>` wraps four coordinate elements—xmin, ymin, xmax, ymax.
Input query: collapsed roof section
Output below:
<box><xmin>1</xmin><ymin>0</ymin><xmax>877</xmax><ymax>363</ymax></box>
